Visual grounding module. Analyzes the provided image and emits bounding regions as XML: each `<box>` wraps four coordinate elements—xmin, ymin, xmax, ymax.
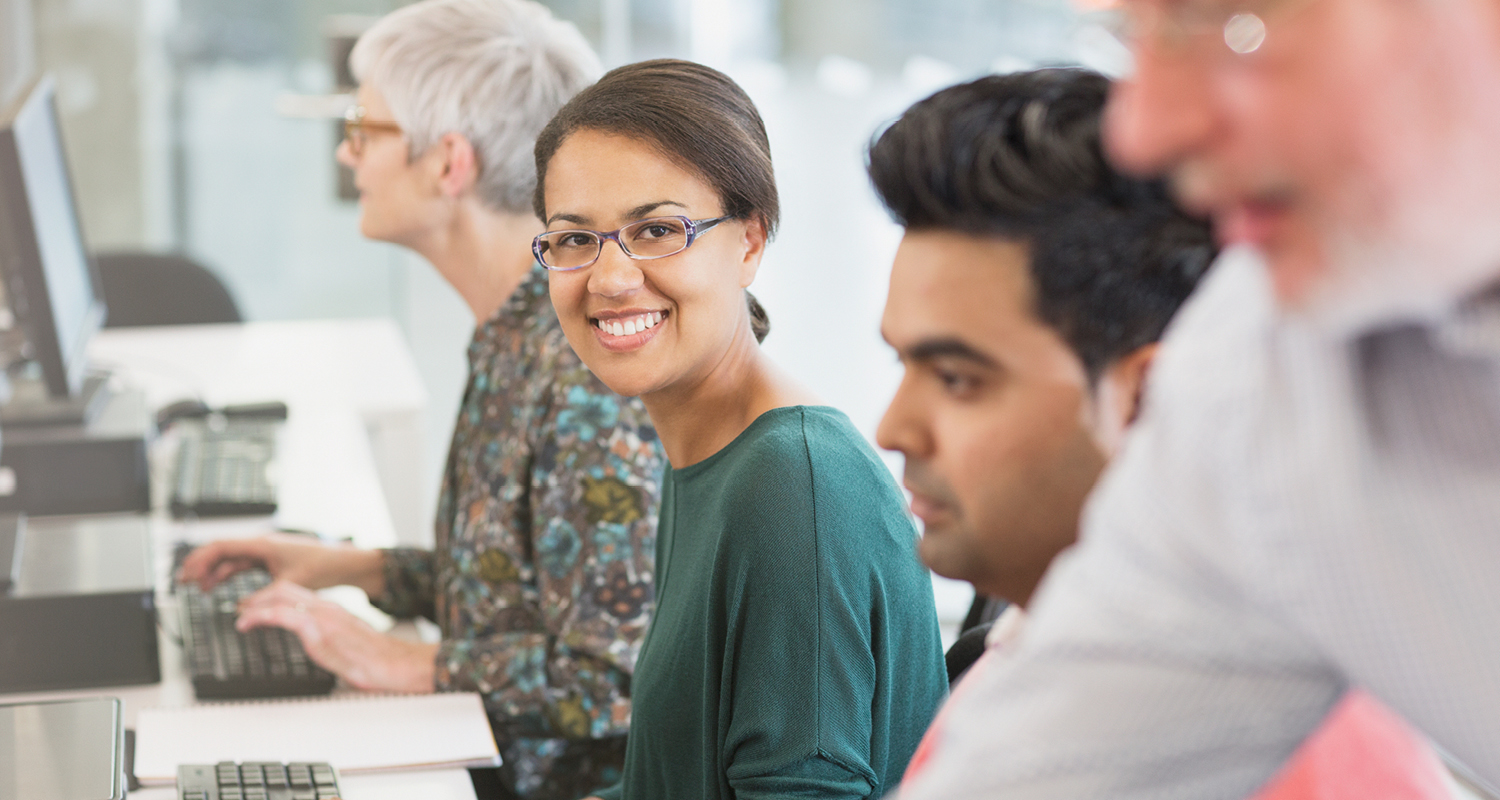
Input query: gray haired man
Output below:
<box><xmin>899</xmin><ymin>0</ymin><xmax>1500</xmax><ymax>796</ymax></box>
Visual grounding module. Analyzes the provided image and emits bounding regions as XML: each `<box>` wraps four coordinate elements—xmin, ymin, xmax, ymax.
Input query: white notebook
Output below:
<box><xmin>132</xmin><ymin>692</ymin><xmax>500</xmax><ymax>786</ymax></box>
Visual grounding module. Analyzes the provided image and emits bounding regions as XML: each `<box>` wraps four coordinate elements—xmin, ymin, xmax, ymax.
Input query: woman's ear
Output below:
<box><xmin>737</xmin><ymin>215</ymin><xmax>769</xmax><ymax>289</ymax></box>
<box><xmin>435</xmin><ymin>132</ymin><xmax>480</xmax><ymax>199</ymax></box>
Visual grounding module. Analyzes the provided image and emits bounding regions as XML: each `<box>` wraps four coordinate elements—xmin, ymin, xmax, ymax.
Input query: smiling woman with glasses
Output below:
<box><xmin>534</xmin><ymin>58</ymin><xmax>947</xmax><ymax>800</ymax></box>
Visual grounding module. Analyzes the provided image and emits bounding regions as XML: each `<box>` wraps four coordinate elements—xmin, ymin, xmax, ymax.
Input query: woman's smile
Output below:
<box><xmin>590</xmin><ymin>308</ymin><xmax>670</xmax><ymax>352</ymax></box>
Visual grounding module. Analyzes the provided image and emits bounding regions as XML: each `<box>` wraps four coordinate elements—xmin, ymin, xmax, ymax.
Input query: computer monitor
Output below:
<box><xmin>0</xmin><ymin>76</ymin><xmax>106</xmax><ymax>401</ymax></box>
<box><xmin>0</xmin><ymin>698</ymin><xmax>128</xmax><ymax>800</ymax></box>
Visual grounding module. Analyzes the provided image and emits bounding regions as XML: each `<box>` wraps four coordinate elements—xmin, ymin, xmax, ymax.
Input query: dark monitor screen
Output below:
<box><xmin>0</xmin><ymin>76</ymin><xmax>106</xmax><ymax>399</ymax></box>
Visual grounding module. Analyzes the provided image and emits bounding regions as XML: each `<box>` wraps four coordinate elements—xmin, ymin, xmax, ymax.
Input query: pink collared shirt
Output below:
<box><xmin>902</xmin><ymin>608</ymin><xmax>1453</xmax><ymax>800</ymax></box>
<box><xmin>1251</xmin><ymin>690</ymin><xmax>1452</xmax><ymax>800</ymax></box>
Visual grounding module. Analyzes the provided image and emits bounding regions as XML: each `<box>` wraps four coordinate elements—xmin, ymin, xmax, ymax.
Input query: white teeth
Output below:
<box><xmin>597</xmin><ymin>311</ymin><xmax>666</xmax><ymax>337</ymax></box>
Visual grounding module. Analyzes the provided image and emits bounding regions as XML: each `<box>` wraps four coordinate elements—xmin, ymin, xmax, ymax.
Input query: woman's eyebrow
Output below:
<box><xmin>547</xmin><ymin>201</ymin><xmax>689</xmax><ymax>227</ymax></box>
<box><xmin>626</xmin><ymin>200</ymin><xmax>687</xmax><ymax>218</ymax></box>
<box><xmin>546</xmin><ymin>212</ymin><xmax>589</xmax><ymax>225</ymax></box>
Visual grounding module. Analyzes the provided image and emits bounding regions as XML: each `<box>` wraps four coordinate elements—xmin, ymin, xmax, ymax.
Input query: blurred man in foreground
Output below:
<box><xmin>897</xmin><ymin>0</ymin><xmax>1500</xmax><ymax>795</ymax></box>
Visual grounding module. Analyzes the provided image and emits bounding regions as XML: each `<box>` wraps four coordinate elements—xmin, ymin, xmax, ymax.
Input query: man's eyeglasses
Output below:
<box><xmin>342</xmin><ymin>105</ymin><xmax>403</xmax><ymax>158</ymax></box>
<box><xmin>1096</xmin><ymin>0</ymin><xmax>1311</xmax><ymax>58</ymax></box>
<box><xmin>533</xmin><ymin>215</ymin><xmax>734</xmax><ymax>272</ymax></box>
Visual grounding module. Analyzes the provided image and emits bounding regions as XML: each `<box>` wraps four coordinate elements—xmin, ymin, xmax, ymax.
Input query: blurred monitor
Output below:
<box><xmin>0</xmin><ymin>76</ymin><xmax>106</xmax><ymax>401</ymax></box>
<box><xmin>0</xmin><ymin>698</ymin><xmax>127</xmax><ymax>800</ymax></box>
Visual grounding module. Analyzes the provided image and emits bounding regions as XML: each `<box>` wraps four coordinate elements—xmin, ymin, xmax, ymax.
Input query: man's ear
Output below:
<box><xmin>435</xmin><ymin>132</ymin><xmax>480</xmax><ymax>199</ymax></box>
<box><xmin>737</xmin><ymin>215</ymin><xmax>769</xmax><ymax>289</ymax></box>
<box><xmin>1090</xmin><ymin>342</ymin><xmax>1159</xmax><ymax>457</ymax></box>
<box><xmin>1115</xmin><ymin>342</ymin><xmax>1158</xmax><ymax>427</ymax></box>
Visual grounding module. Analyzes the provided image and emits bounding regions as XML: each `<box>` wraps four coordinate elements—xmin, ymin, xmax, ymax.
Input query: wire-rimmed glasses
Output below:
<box><xmin>342</xmin><ymin>105</ymin><xmax>403</xmax><ymax>158</ymax></box>
<box><xmin>1094</xmin><ymin>0</ymin><xmax>1311</xmax><ymax>57</ymax></box>
<box><xmin>533</xmin><ymin>215</ymin><xmax>734</xmax><ymax>272</ymax></box>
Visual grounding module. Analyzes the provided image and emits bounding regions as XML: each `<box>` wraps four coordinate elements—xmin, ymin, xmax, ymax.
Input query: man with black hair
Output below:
<box><xmin>869</xmin><ymin>64</ymin><xmax>1210</xmax><ymax>781</ymax></box>
<box><xmin>871</xmin><ymin>69</ymin><xmax>1452</xmax><ymax>798</ymax></box>
<box><xmin>871</xmin><ymin>70</ymin><xmax>1212</xmax><ymax>622</ymax></box>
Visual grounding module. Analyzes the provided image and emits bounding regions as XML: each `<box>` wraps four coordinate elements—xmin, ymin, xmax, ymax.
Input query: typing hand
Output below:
<box><xmin>177</xmin><ymin>533</ymin><xmax>385</xmax><ymax>595</ymax></box>
<box><xmin>236</xmin><ymin>579</ymin><xmax>439</xmax><ymax>693</ymax></box>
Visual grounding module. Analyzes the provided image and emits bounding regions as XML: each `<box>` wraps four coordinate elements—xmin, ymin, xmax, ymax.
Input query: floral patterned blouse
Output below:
<box><xmin>372</xmin><ymin>265</ymin><xmax>665</xmax><ymax>799</ymax></box>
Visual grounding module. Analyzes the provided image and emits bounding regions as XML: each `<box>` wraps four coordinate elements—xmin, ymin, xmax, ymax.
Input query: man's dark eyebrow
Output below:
<box><xmin>907</xmin><ymin>338</ymin><xmax>998</xmax><ymax>368</ymax></box>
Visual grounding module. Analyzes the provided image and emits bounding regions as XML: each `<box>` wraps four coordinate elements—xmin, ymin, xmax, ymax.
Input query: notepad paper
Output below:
<box><xmin>132</xmin><ymin>692</ymin><xmax>500</xmax><ymax>786</ymax></box>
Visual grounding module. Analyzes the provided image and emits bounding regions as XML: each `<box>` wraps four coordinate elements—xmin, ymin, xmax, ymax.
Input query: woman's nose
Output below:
<box><xmin>587</xmin><ymin>240</ymin><xmax>646</xmax><ymax>297</ymax></box>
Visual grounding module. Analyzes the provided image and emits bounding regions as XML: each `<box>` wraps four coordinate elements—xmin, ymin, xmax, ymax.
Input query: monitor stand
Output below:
<box><xmin>0</xmin><ymin>514</ymin><xmax>20</xmax><ymax>593</ymax></box>
<box><xmin>0</xmin><ymin>373</ymin><xmax>111</xmax><ymax>427</ymax></box>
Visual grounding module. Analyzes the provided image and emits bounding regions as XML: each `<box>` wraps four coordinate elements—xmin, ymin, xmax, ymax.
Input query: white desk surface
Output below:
<box><xmin>89</xmin><ymin>319</ymin><xmax>431</xmax><ymax>545</ymax></box>
<box><xmin>1</xmin><ymin>320</ymin><xmax>473</xmax><ymax>800</ymax></box>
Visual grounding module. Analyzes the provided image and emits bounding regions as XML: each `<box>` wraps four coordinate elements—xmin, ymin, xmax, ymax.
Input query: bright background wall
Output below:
<box><xmin>12</xmin><ymin>0</ymin><xmax>1131</xmax><ymax>638</ymax></box>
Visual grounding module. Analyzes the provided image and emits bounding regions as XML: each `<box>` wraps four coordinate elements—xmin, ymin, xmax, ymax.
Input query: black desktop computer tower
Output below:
<box><xmin>0</xmin><ymin>514</ymin><xmax>160</xmax><ymax>693</ymax></box>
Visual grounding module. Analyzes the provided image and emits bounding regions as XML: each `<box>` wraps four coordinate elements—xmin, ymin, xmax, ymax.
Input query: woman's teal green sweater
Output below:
<box><xmin>592</xmin><ymin>406</ymin><xmax>947</xmax><ymax>800</ymax></box>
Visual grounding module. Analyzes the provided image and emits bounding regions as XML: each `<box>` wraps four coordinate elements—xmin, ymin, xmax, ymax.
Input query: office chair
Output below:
<box><xmin>94</xmin><ymin>251</ymin><xmax>243</xmax><ymax>328</ymax></box>
<box><xmin>945</xmin><ymin>622</ymin><xmax>993</xmax><ymax>684</ymax></box>
<box><xmin>945</xmin><ymin>594</ymin><xmax>1010</xmax><ymax>684</ymax></box>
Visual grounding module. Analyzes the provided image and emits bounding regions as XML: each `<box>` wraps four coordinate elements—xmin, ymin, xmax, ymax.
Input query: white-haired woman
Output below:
<box><xmin>179</xmin><ymin>2</ymin><xmax>665</xmax><ymax>797</ymax></box>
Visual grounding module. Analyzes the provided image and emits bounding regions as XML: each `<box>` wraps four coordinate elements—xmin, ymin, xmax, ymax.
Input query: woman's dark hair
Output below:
<box><xmin>867</xmin><ymin>68</ymin><xmax>1217</xmax><ymax>381</ymax></box>
<box><xmin>534</xmin><ymin>58</ymin><xmax>776</xmax><ymax>343</ymax></box>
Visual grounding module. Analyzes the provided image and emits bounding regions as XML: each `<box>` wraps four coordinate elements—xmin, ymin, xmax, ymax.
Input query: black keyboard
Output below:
<box><xmin>177</xmin><ymin>761</ymin><xmax>343</xmax><ymax>800</ymax></box>
<box><xmin>179</xmin><ymin>567</ymin><xmax>336</xmax><ymax>700</ymax></box>
<box><xmin>170</xmin><ymin>418</ymin><xmax>280</xmax><ymax>518</ymax></box>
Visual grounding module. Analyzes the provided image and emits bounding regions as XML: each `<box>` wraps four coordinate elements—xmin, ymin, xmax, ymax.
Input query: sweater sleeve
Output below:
<box><xmin>433</xmin><ymin>348</ymin><xmax>664</xmax><ymax>742</ymax></box>
<box><xmin>717</xmin><ymin>416</ymin><xmax>882</xmax><ymax>800</ymax></box>
<box><xmin>732</xmin><ymin>756</ymin><xmax>873</xmax><ymax>800</ymax></box>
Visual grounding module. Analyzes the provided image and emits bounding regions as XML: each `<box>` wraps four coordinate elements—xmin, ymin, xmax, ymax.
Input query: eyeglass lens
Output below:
<box><xmin>537</xmin><ymin>217</ymin><xmax>693</xmax><ymax>270</ymax></box>
<box><xmin>344</xmin><ymin>122</ymin><xmax>361</xmax><ymax>155</ymax></box>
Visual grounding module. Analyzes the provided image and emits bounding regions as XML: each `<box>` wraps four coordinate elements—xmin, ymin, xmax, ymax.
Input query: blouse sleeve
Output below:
<box><xmin>370</xmin><ymin>547</ymin><xmax>436</xmax><ymax>621</ymax></box>
<box><xmin>434</xmin><ymin>342</ymin><xmax>665</xmax><ymax>742</ymax></box>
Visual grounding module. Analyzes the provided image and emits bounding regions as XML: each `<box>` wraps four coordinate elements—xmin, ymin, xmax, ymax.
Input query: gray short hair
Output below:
<box><xmin>350</xmin><ymin>0</ymin><xmax>600</xmax><ymax>213</ymax></box>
